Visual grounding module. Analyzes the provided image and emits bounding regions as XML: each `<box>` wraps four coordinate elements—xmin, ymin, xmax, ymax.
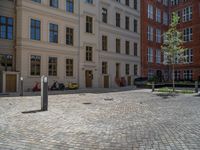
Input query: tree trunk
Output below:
<box><xmin>172</xmin><ymin>63</ymin><xmax>175</xmax><ymax>92</ymax></box>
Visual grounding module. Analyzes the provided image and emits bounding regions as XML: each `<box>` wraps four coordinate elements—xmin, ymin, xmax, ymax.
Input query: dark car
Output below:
<box><xmin>134</xmin><ymin>77</ymin><xmax>148</xmax><ymax>86</ymax></box>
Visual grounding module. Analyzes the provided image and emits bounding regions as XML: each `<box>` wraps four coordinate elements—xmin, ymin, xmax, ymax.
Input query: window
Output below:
<box><xmin>183</xmin><ymin>28</ymin><xmax>192</xmax><ymax>42</ymax></box>
<box><xmin>116</xmin><ymin>13</ymin><xmax>120</xmax><ymax>27</ymax></box>
<box><xmin>163</xmin><ymin>0</ymin><xmax>168</xmax><ymax>6</ymax></box>
<box><xmin>184</xmin><ymin>49</ymin><xmax>193</xmax><ymax>63</ymax></box>
<box><xmin>0</xmin><ymin>54</ymin><xmax>13</xmax><ymax>71</ymax></box>
<box><xmin>125</xmin><ymin>0</ymin><xmax>129</xmax><ymax>6</ymax></box>
<box><xmin>175</xmin><ymin>70</ymin><xmax>181</xmax><ymax>81</ymax></box>
<box><xmin>134</xmin><ymin>0</ymin><xmax>137</xmax><ymax>10</ymax></box>
<box><xmin>30</xmin><ymin>55</ymin><xmax>41</xmax><ymax>76</ymax></box>
<box><xmin>86</xmin><ymin>46</ymin><xmax>92</xmax><ymax>61</ymax></box>
<box><xmin>156</xmin><ymin>49</ymin><xmax>161</xmax><ymax>64</ymax></box>
<box><xmin>125</xmin><ymin>64</ymin><xmax>130</xmax><ymax>75</ymax></box>
<box><xmin>182</xmin><ymin>6</ymin><xmax>192</xmax><ymax>22</ymax></box>
<box><xmin>102</xmin><ymin>8</ymin><xmax>108</xmax><ymax>23</ymax></box>
<box><xmin>133</xmin><ymin>19</ymin><xmax>138</xmax><ymax>33</ymax></box>
<box><xmin>148</xmin><ymin>4</ymin><xmax>153</xmax><ymax>19</ymax></box>
<box><xmin>134</xmin><ymin>64</ymin><xmax>138</xmax><ymax>76</ymax></box>
<box><xmin>184</xmin><ymin>70</ymin><xmax>193</xmax><ymax>80</ymax></box>
<box><xmin>102</xmin><ymin>35</ymin><xmax>107</xmax><ymax>51</ymax></box>
<box><xmin>50</xmin><ymin>0</ymin><xmax>58</xmax><ymax>8</ymax></box>
<box><xmin>32</xmin><ymin>0</ymin><xmax>41</xmax><ymax>3</ymax></box>
<box><xmin>48</xmin><ymin>57</ymin><xmax>57</xmax><ymax>76</ymax></box>
<box><xmin>134</xmin><ymin>42</ymin><xmax>138</xmax><ymax>56</ymax></box>
<box><xmin>148</xmin><ymin>69</ymin><xmax>154</xmax><ymax>79</ymax></box>
<box><xmin>102</xmin><ymin>62</ymin><xmax>107</xmax><ymax>74</ymax></box>
<box><xmin>125</xmin><ymin>41</ymin><xmax>130</xmax><ymax>55</ymax></box>
<box><xmin>148</xmin><ymin>48</ymin><xmax>153</xmax><ymax>63</ymax></box>
<box><xmin>156</xmin><ymin>8</ymin><xmax>161</xmax><ymax>23</ymax></box>
<box><xmin>66</xmin><ymin>0</ymin><xmax>74</xmax><ymax>13</ymax></box>
<box><xmin>156</xmin><ymin>29</ymin><xmax>161</xmax><ymax>43</ymax></box>
<box><xmin>86</xmin><ymin>0</ymin><xmax>93</xmax><ymax>4</ymax></box>
<box><xmin>171</xmin><ymin>0</ymin><xmax>180</xmax><ymax>6</ymax></box>
<box><xmin>163</xmin><ymin>12</ymin><xmax>168</xmax><ymax>25</ymax></box>
<box><xmin>147</xmin><ymin>26</ymin><xmax>153</xmax><ymax>41</ymax></box>
<box><xmin>0</xmin><ymin>16</ymin><xmax>13</xmax><ymax>40</ymax></box>
<box><xmin>30</xmin><ymin>19</ymin><xmax>40</xmax><ymax>40</ymax></box>
<box><xmin>66</xmin><ymin>59</ymin><xmax>73</xmax><ymax>76</ymax></box>
<box><xmin>125</xmin><ymin>16</ymin><xmax>130</xmax><ymax>30</ymax></box>
<box><xmin>49</xmin><ymin>23</ymin><xmax>58</xmax><ymax>43</ymax></box>
<box><xmin>116</xmin><ymin>0</ymin><xmax>120</xmax><ymax>3</ymax></box>
<box><xmin>116</xmin><ymin>38</ymin><xmax>120</xmax><ymax>53</ymax></box>
<box><xmin>66</xmin><ymin>27</ymin><xmax>73</xmax><ymax>45</ymax></box>
<box><xmin>86</xmin><ymin>16</ymin><xmax>93</xmax><ymax>33</ymax></box>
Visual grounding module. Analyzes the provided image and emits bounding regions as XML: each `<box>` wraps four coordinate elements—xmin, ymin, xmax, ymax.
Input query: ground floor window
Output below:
<box><xmin>0</xmin><ymin>54</ymin><xmax>13</xmax><ymax>71</ymax></box>
<box><xmin>148</xmin><ymin>69</ymin><xmax>154</xmax><ymax>80</ymax></box>
<box><xmin>134</xmin><ymin>64</ymin><xmax>138</xmax><ymax>76</ymax></box>
<box><xmin>184</xmin><ymin>70</ymin><xmax>193</xmax><ymax>81</ymax></box>
<box><xmin>48</xmin><ymin>57</ymin><xmax>57</xmax><ymax>76</ymax></box>
<box><xmin>125</xmin><ymin>64</ymin><xmax>130</xmax><ymax>75</ymax></box>
<box><xmin>102</xmin><ymin>61</ymin><xmax>107</xmax><ymax>74</ymax></box>
<box><xmin>174</xmin><ymin>70</ymin><xmax>181</xmax><ymax>81</ymax></box>
<box><xmin>66</xmin><ymin>59</ymin><xmax>73</xmax><ymax>77</ymax></box>
<box><xmin>30</xmin><ymin>55</ymin><xmax>41</xmax><ymax>76</ymax></box>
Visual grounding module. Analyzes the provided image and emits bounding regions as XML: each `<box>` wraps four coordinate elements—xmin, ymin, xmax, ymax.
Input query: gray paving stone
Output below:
<box><xmin>0</xmin><ymin>90</ymin><xmax>200</xmax><ymax>149</ymax></box>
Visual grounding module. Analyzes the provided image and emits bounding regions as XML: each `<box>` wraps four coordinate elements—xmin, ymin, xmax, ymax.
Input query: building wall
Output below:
<box><xmin>170</xmin><ymin>0</ymin><xmax>200</xmax><ymax>81</ymax></box>
<box><xmin>0</xmin><ymin>0</ymin><xmax>16</xmax><ymax>72</ymax></box>
<box><xmin>0</xmin><ymin>0</ymin><xmax>141</xmax><ymax>91</ymax></box>
<box><xmin>98</xmin><ymin>0</ymin><xmax>141</xmax><ymax>88</ymax></box>
<box><xmin>141</xmin><ymin>0</ymin><xmax>200</xmax><ymax>81</ymax></box>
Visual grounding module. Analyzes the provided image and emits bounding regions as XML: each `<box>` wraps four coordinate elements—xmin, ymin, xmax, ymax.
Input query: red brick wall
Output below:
<box><xmin>141</xmin><ymin>0</ymin><xmax>200</xmax><ymax>81</ymax></box>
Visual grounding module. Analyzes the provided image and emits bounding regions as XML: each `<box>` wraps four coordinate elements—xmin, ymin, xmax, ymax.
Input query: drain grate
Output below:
<box><xmin>83</xmin><ymin>102</ymin><xmax>91</xmax><ymax>105</ymax></box>
<box><xmin>104</xmin><ymin>98</ymin><xmax>114</xmax><ymax>101</ymax></box>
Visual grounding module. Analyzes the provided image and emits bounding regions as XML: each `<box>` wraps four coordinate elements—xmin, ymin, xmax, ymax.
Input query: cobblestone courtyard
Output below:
<box><xmin>0</xmin><ymin>89</ymin><xmax>200</xmax><ymax>150</ymax></box>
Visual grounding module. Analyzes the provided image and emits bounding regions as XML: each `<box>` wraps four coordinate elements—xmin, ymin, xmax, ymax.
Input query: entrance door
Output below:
<box><xmin>104</xmin><ymin>75</ymin><xmax>109</xmax><ymax>88</ymax></box>
<box><xmin>127</xmin><ymin>76</ymin><xmax>131</xmax><ymax>86</ymax></box>
<box><xmin>85</xmin><ymin>70</ymin><xmax>93</xmax><ymax>88</ymax></box>
<box><xmin>6</xmin><ymin>74</ymin><xmax>16</xmax><ymax>92</ymax></box>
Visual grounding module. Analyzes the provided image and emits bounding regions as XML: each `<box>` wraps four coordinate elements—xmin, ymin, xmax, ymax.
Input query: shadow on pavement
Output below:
<box><xmin>156</xmin><ymin>93</ymin><xmax>179</xmax><ymax>99</ymax></box>
<box><xmin>22</xmin><ymin>109</ymin><xmax>43</xmax><ymax>114</ymax></box>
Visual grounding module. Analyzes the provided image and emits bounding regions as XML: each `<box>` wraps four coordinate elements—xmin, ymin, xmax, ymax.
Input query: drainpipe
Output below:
<box><xmin>14</xmin><ymin>0</ymin><xmax>17</xmax><ymax>72</ymax></box>
<box><xmin>78</xmin><ymin>0</ymin><xmax>80</xmax><ymax>87</ymax></box>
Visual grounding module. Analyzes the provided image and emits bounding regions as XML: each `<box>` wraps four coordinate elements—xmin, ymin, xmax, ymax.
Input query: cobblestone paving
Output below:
<box><xmin>0</xmin><ymin>90</ymin><xmax>200</xmax><ymax>150</ymax></box>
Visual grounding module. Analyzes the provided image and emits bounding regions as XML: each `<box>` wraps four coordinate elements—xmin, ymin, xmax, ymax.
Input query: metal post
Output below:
<box><xmin>20</xmin><ymin>77</ymin><xmax>23</xmax><ymax>96</ymax></box>
<box><xmin>195</xmin><ymin>81</ymin><xmax>198</xmax><ymax>93</ymax></box>
<box><xmin>152</xmin><ymin>82</ymin><xmax>155</xmax><ymax>92</ymax></box>
<box><xmin>41</xmin><ymin>76</ymin><xmax>48</xmax><ymax>111</ymax></box>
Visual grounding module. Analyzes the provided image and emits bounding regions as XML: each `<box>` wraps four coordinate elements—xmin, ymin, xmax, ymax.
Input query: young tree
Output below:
<box><xmin>161</xmin><ymin>12</ymin><xmax>186</xmax><ymax>92</ymax></box>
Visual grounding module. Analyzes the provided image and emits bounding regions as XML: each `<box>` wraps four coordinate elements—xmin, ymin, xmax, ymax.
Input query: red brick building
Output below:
<box><xmin>141</xmin><ymin>0</ymin><xmax>200</xmax><ymax>81</ymax></box>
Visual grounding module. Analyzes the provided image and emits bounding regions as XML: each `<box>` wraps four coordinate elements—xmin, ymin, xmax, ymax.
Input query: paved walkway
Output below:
<box><xmin>0</xmin><ymin>90</ymin><xmax>200</xmax><ymax>150</ymax></box>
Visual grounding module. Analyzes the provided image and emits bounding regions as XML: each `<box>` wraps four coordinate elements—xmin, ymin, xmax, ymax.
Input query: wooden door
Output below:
<box><xmin>127</xmin><ymin>76</ymin><xmax>131</xmax><ymax>86</ymax></box>
<box><xmin>85</xmin><ymin>70</ymin><xmax>93</xmax><ymax>88</ymax></box>
<box><xmin>104</xmin><ymin>75</ymin><xmax>109</xmax><ymax>88</ymax></box>
<box><xmin>6</xmin><ymin>74</ymin><xmax>16</xmax><ymax>92</ymax></box>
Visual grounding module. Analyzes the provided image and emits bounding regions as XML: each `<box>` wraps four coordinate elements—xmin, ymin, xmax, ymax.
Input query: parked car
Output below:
<box><xmin>134</xmin><ymin>77</ymin><xmax>148</xmax><ymax>86</ymax></box>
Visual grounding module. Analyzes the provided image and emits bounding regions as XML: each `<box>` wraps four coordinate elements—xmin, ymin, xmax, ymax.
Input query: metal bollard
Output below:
<box><xmin>20</xmin><ymin>77</ymin><xmax>24</xmax><ymax>96</ymax></box>
<box><xmin>195</xmin><ymin>81</ymin><xmax>198</xmax><ymax>93</ymax></box>
<box><xmin>41</xmin><ymin>76</ymin><xmax>48</xmax><ymax>111</ymax></box>
<box><xmin>152</xmin><ymin>82</ymin><xmax>155</xmax><ymax>92</ymax></box>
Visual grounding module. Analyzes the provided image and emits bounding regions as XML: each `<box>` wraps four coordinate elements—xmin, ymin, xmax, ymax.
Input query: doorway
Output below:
<box><xmin>103</xmin><ymin>75</ymin><xmax>109</xmax><ymax>88</ymax></box>
<box><xmin>6</xmin><ymin>74</ymin><xmax>16</xmax><ymax>92</ymax></box>
<box><xmin>127</xmin><ymin>76</ymin><xmax>131</xmax><ymax>86</ymax></box>
<box><xmin>85</xmin><ymin>70</ymin><xmax>93</xmax><ymax>88</ymax></box>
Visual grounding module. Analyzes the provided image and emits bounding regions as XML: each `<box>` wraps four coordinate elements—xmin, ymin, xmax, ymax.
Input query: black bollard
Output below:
<box><xmin>20</xmin><ymin>77</ymin><xmax>24</xmax><ymax>96</ymax></box>
<box><xmin>195</xmin><ymin>81</ymin><xmax>198</xmax><ymax>93</ymax></box>
<box><xmin>41</xmin><ymin>76</ymin><xmax>48</xmax><ymax>111</ymax></box>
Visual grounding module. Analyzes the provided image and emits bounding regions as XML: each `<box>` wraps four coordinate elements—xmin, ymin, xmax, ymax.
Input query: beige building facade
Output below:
<box><xmin>0</xmin><ymin>0</ymin><xmax>140</xmax><ymax>93</ymax></box>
